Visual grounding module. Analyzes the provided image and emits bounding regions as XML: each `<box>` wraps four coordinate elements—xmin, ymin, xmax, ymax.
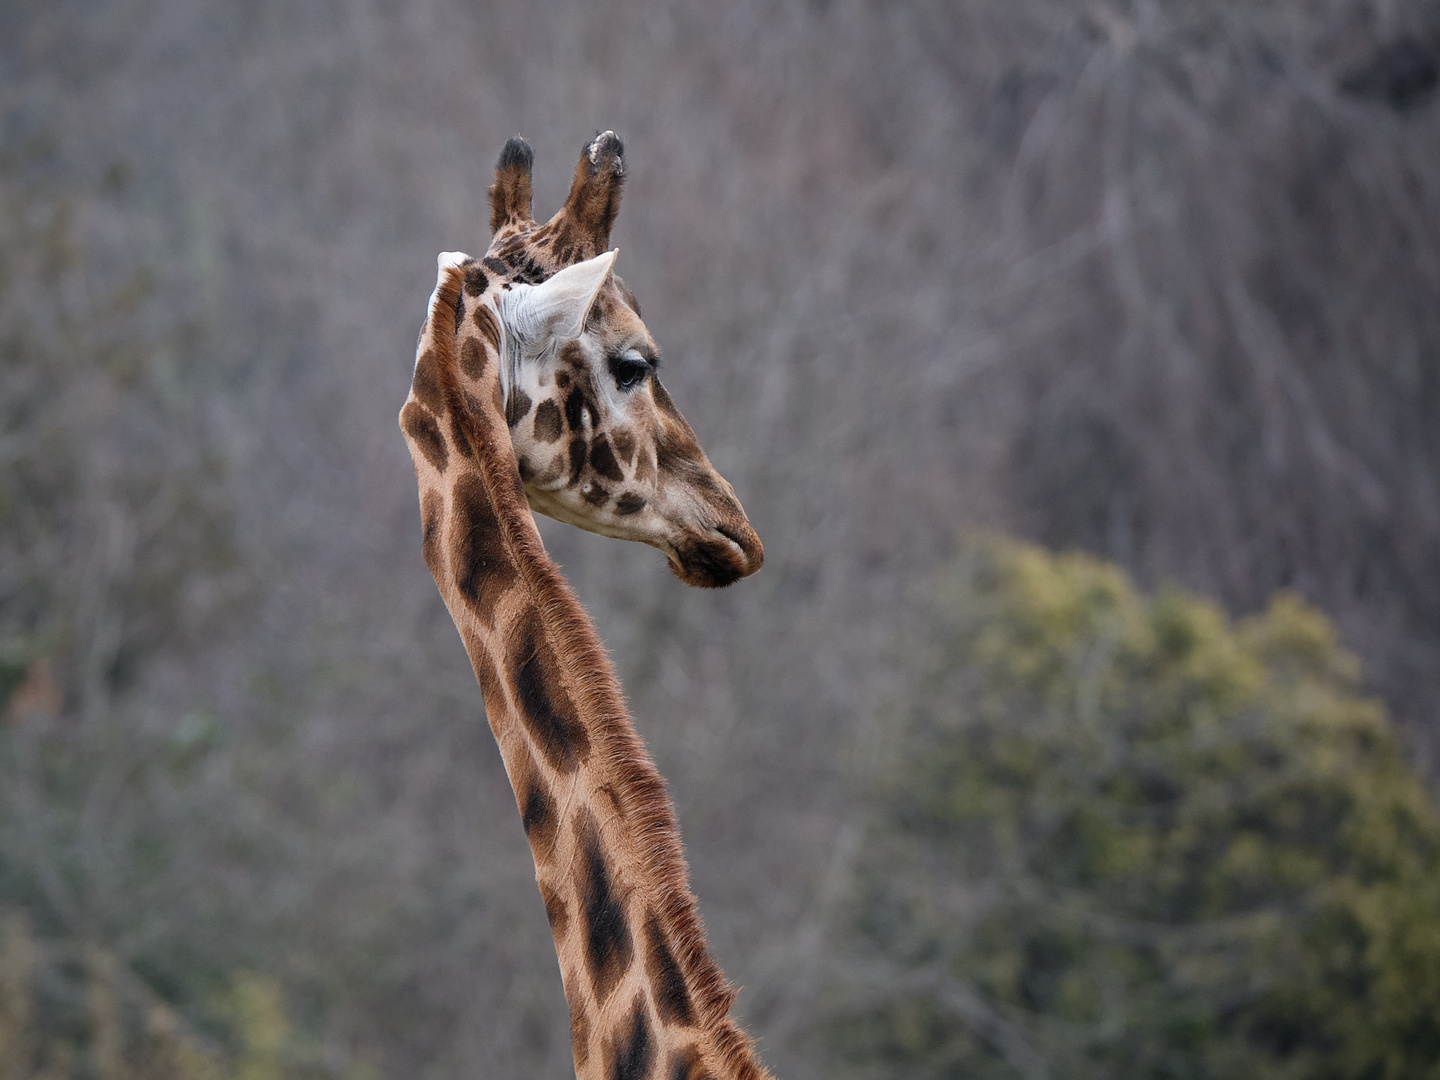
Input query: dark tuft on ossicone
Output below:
<box><xmin>497</xmin><ymin>136</ymin><xmax>535</xmax><ymax>174</ymax></box>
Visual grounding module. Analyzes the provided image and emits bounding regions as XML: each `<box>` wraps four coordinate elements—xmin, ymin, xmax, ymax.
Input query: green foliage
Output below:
<box><xmin>834</xmin><ymin>536</ymin><xmax>1440</xmax><ymax>1080</ymax></box>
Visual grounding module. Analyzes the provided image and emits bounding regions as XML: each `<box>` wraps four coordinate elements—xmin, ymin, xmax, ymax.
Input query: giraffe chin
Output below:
<box><xmin>668</xmin><ymin>525</ymin><xmax>764</xmax><ymax>589</ymax></box>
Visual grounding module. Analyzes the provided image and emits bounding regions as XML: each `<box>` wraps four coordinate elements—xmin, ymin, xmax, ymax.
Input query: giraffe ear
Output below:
<box><xmin>488</xmin><ymin>136</ymin><xmax>535</xmax><ymax>234</ymax></box>
<box><xmin>501</xmin><ymin>249</ymin><xmax>618</xmax><ymax>347</ymax></box>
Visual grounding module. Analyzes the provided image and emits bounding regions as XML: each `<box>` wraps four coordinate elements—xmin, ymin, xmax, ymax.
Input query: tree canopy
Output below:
<box><xmin>832</xmin><ymin>536</ymin><xmax>1440</xmax><ymax>1080</ymax></box>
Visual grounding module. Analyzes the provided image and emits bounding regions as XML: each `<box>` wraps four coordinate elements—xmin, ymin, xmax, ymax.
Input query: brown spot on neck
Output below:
<box><xmin>516</xmin><ymin>745</ymin><xmax>559</xmax><ymax>862</ymax></box>
<box><xmin>575</xmin><ymin>810</ymin><xmax>634</xmax><ymax>1004</ymax></box>
<box><xmin>460</xmin><ymin>337</ymin><xmax>489</xmax><ymax>380</ymax></box>
<box><xmin>570</xmin><ymin>997</ymin><xmax>592</xmax><ymax>1068</ymax></box>
<box><xmin>450</xmin><ymin>474</ymin><xmax>517</xmax><ymax>627</ymax></box>
<box><xmin>412</xmin><ymin>349</ymin><xmax>445</xmax><ymax>413</ymax></box>
<box><xmin>508</xmin><ymin>612</ymin><xmax>591</xmax><ymax>773</ymax></box>
<box><xmin>605</xmin><ymin>995</ymin><xmax>655</xmax><ymax>1080</ymax></box>
<box><xmin>666</xmin><ymin>1045</ymin><xmax>708</xmax><ymax>1080</ymax></box>
<box><xmin>402</xmin><ymin>402</ymin><xmax>448</xmax><ymax>473</ymax></box>
<box><xmin>645</xmin><ymin>912</ymin><xmax>695</xmax><ymax>1027</ymax></box>
<box><xmin>473</xmin><ymin>305</ymin><xmax>502</xmax><ymax>351</ymax></box>
<box><xmin>540</xmin><ymin>881</ymin><xmax>569</xmax><ymax>940</ymax></box>
<box><xmin>420</xmin><ymin>489</ymin><xmax>445</xmax><ymax>578</ymax></box>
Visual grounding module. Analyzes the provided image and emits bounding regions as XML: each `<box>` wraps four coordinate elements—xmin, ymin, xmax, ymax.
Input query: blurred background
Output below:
<box><xmin>3</xmin><ymin>1</ymin><xmax>1440</xmax><ymax>1077</ymax></box>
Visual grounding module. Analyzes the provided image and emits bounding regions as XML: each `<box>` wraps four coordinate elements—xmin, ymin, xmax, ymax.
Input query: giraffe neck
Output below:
<box><xmin>400</xmin><ymin>263</ymin><xmax>771</xmax><ymax>1080</ymax></box>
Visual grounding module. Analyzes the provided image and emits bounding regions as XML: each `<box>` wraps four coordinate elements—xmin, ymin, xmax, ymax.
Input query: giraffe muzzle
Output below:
<box><xmin>669</xmin><ymin>521</ymin><xmax>764</xmax><ymax>588</ymax></box>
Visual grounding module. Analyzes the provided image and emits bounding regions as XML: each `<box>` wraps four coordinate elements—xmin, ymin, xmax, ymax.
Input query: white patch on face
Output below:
<box><xmin>589</xmin><ymin>350</ymin><xmax>626</xmax><ymax>419</ymax></box>
<box><xmin>513</xmin><ymin>363</ymin><xmax>550</xmax><ymax>415</ymax></box>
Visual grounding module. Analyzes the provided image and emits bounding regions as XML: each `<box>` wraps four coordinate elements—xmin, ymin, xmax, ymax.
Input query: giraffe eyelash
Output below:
<box><xmin>609</xmin><ymin>350</ymin><xmax>653</xmax><ymax>392</ymax></box>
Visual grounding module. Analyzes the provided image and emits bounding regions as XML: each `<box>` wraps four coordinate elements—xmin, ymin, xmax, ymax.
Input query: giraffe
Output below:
<box><xmin>398</xmin><ymin>132</ymin><xmax>773</xmax><ymax>1080</ymax></box>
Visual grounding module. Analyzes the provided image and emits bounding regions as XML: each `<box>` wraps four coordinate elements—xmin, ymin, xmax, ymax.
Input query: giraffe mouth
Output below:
<box><xmin>668</xmin><ymin>524</ymin><xmax>763</xmax><ymax>588</ymax></box>
<box><xmin>523</xmin><ymin>484</ymin><xmax>762</xmax><ymax>586</ymax></box>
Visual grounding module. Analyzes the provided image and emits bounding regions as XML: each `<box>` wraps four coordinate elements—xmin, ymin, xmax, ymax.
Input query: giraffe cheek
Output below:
<box><xmin>611</xmin><ymin>428</ymin><xmax>637</xmax><ymax>467</ymax></box>
<box><xmin>633</xmin><ymin>451</ymin><xmax>656</xmax><ymax>485</ymax></box>
<box><xmin>533</xmin><ymin>399</ymin><xmax>564</xmax><ymax>443</ymax></box>
<box><xmin>590</xmin><ymin>435</ymin><xmax>625</xmax><ymax>483</ymax></box>
<box><xmin>525</xmin><ymin>450</ymin><xmax>567</xmax><ymax>489</ymax></box>
<box><xmin>613</xmin><ymin>493</ymin><xmax>648</xmax><ymax>517</ymax></box>
<box><xmin>567</xmin><ymin>436</ymin><xmax>589</xmax><ymax>485</ymax></box>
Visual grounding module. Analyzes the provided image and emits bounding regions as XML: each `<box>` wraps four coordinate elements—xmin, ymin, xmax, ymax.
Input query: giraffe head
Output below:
<box><xmin>464</xmin><ymin>132</ymin><xmax>763</xmax><ymax>588</ymax></box>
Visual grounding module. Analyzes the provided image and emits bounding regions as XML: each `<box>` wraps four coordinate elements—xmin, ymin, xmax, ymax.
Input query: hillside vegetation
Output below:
<box><xmin>827</xmin><ymin>538</ymin><xmax>1440</xmax><ymax>1079</ymax></box>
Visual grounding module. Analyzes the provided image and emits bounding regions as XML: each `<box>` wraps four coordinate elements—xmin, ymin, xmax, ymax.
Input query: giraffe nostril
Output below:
<box><xmin>667</xmin><ymin>522</ymin><xmax>762</xmax><ymax>588</ymax></box>
<box><xmin>714</xmin><ymin>522</ymin><xmax>764</xmax><ymax>576</ymax></box>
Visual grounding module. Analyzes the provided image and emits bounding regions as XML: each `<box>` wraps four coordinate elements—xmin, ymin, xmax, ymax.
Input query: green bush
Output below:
<box><xmin>834</xmin><ymin>536</ymin><xmax>1440</xmax><ymax>1080</ymax></box>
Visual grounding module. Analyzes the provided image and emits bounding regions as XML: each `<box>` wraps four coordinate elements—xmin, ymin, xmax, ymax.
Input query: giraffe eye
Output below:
<box><xmin>609</xmin><ymin>352</ymin><xmax>651</xmax><ymax>392</ymax></box>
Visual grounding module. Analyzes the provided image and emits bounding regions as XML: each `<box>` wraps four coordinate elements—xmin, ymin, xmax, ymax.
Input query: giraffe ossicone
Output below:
<box><xmin>399</xmin><ymin>134</ymin><xmax>774</xmax><ymax>1080</ymax></box>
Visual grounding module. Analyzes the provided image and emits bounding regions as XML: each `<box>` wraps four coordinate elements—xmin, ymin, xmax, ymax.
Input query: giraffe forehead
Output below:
<box><xmin>589</xmin><ymin>286</ymin><xmax>650</xmax><ymax>347</ymax></box>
